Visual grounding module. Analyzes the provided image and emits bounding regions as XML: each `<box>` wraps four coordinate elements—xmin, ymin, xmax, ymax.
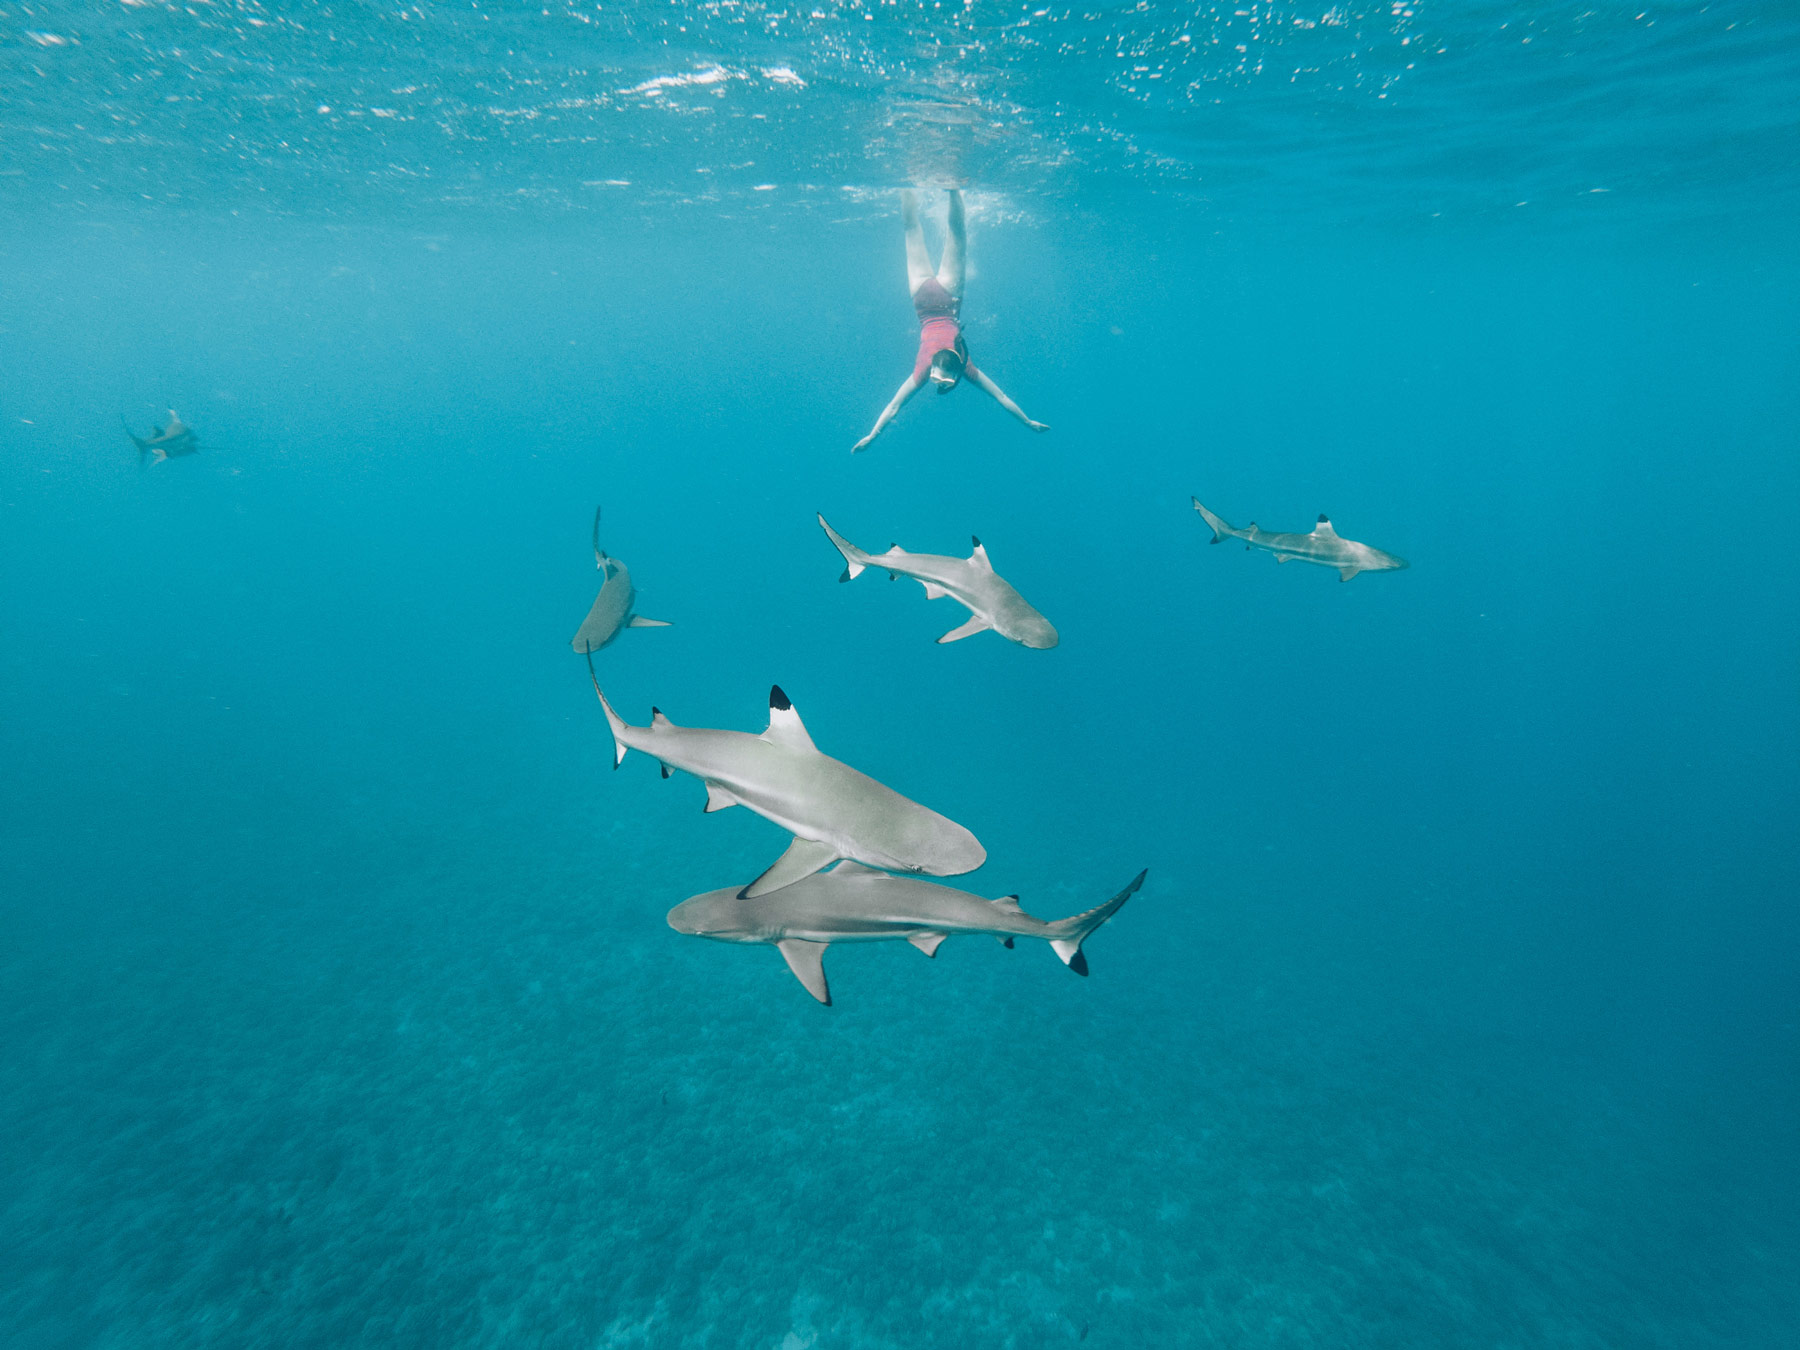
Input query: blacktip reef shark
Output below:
<box><xmin>571</xmin><ymin>506</ymin><xmax>672</xmax><ymax>655</ymax></box>
<box><xmin>587</xmin><ymin>663</ymin><xmax>986</xmax><ymax>898</ymax></box>
<box><xmin>817</xmin><ymin>514</ymin><xmax>1059</xmax><ymax>648</ymax></box>
<box><xmin>123</xmin><ymin>411</ymin><xmax>199</xmax><ymax>465</ymax></box>
<box><xmin>1191</xmin><ymin>497</ymin><xmax>1409</xmax><ymax>582</ymax></box>
<box><xmin>668</xmin><ymin>862</ymin><xmax>1148</xmax><ymax>1005</ymax></box>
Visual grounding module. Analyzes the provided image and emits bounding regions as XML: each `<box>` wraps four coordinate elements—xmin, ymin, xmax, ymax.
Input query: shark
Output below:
<box><xmin>668</xmin><ymin>862</ymin><xmax>1147</xmax><ymax>1005</ymax></box>
<box><xmin>588</xmin><ymin>666</ymin><xmax>987</xmax><ymax>897</ymax></box>
<box><xmin>123</xmin><ymin>411</ymin><xmax>200</xmax><ymax>465</ymax></box>
<box><xmin>571</xmin><ymin>506</ymin><xmax>672</xmax><ymax>654</ymax></box>
<box><xmin>1191</xmin><ymin>497</ymin><xmax>1409</xmax><ymax>582</ymax></box>
<box><xmin>817</xmin><ymin>514</ymin><xmax>1058</xmax><ymax>648</ymax></box>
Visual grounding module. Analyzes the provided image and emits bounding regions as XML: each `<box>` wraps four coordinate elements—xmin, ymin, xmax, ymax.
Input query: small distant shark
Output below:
<box><xmin>588</xmin><ymin>668</ymin><xmax>986</xmax><ymax>897</ymax></box>
<box><xmin>817</xmin><ymin>514</ymin><xmax>1058</xmax><ymax>648</ymax></box>
<box><xmin>571</xmin><ymin>507</ymin><xmax>671</xmax><ymax>655</ymax></box>
<box><xmin>123</xmin><ymin>411</ymin><xmax>199</xmax><ymax>465</ymax></box>
<box><xmin>668</xmin><ymin>862</ymin><xmax>1147</xmax><ymax>1005</ymax></box>
<box><xmin>1192</xmin><ymin>497</ymin><xmax>1409</xmax><ymax>582</ymax></box>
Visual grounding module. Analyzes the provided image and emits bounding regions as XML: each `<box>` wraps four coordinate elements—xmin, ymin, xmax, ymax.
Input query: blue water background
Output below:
<box><xmin>4</xmin><ymin>3</ymin><xmax>1799</xmax><ymax>1346</ymax></box>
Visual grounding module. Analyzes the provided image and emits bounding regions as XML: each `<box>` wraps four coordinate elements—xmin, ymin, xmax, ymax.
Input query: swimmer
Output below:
<box><xmin>852</xmin><ymin>189</ymin><xmax>1049</xmax><ymax>453</ymax></box>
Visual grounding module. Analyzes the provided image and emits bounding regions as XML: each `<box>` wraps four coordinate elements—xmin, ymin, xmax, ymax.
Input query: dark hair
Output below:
<box><xmin>929</xmin><ymin>347</ymin><xmax>965</xmax><ymax>392</ymax></box>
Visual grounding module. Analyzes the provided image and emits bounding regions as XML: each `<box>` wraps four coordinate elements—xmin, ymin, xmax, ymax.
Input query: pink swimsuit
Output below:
<box><xmin>911</xmin><ymin>278</ymin><xmax>978</xmax><ymax>381</ymax></box>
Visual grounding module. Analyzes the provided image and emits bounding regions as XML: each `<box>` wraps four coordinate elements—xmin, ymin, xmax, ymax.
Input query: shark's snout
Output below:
<box><xmin>1022</xmin><ymin>620</ymin><xmax>1060</xmax><ymax>650</ymax></box>
<box><xmin>666</xmin><ymin>902</ymin><xmax>702</xmax><ymax>935</ymax></box>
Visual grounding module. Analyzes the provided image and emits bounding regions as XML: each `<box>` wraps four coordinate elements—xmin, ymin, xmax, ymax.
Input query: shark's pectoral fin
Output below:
<box><xmin>907</xmin><ymin>932</ymin><xmax>947</xmax><ymax>958</ymax></box>
<box><xmin>936</xmin><ymin>614</ymin><xmax>990</xmax><ymax>645</ymax></box>
<box><xmin>1338</xmin><ymin>567</ymin><xmax>1359</xmax><ymax>582</ymax></box>
<box><xmin>742</xmin><ymin>836</ymin><xmax>839</xmax><ymax>899</ymax></box>
<box><xmin>703</xmin><ymin>782</ymin><xmax>740</xmax><ymax>813</ymax></box>
<box><xmin>776</xmin><ymin>939</ymin><xmax>832</xmax><ymax>1005</ymax></box>
<box><xmin>919</xmin><ymin>580</ymin><xmax>949</xmax><ymax>600</ymax></box>
<box><xmin>628</xmin><ymin>616</ymin><xmax>672</xmax><ymax>628</ymax></box>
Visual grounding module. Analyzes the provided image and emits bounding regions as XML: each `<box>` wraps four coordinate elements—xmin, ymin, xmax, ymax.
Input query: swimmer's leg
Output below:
<box><xmin>937</xmin><ymin>188</ymin><xmax>966</xmax><ymax>301</ymax></box>
<box><xmin>903</xmin><ymin>189</ymin><xmax>935</xmax><ymax>295</ymax></box>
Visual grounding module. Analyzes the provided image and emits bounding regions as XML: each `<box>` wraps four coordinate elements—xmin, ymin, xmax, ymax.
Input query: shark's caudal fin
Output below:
<box><xmin>817</xmin><ymin>513</ymin><xmax>873</xmax><ymax>582</ymax></box>
<box><xmin>585</xmin><ymin>651</ymin><xmax>631</xmax><ymax>768</ymax></box>
<box><xmin>1044</xmin><ymin>870</ymin><xmax>1147</xmax><ymax>976</ymax></box>
<box><xmin>1191</xmin><ymin>498</ymin><xmax>1239</xmax><ymax>544</ymax></box>
<box><xmin>122</xmin><ymin>416</ymin><xmax>151</xmax><ymax>464</ymax></box>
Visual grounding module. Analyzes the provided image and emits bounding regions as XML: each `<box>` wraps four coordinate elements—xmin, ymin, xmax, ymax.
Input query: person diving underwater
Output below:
<box><xmin>851</xmin><ymin>188</ymin><xmax>1049</xmax><ymax>453</ymax></box>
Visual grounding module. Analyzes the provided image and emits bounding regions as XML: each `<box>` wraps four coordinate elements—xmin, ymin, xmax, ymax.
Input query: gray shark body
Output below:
<box><xmin>1192</xmin><ymin>497</ymin><xmax>1408</xmax><ymax>582</ymax></box>
<box><xmin>669</xmin><ymin>861</ymin><xmax>1146</xmax><ymax>1004</ymax></box>
<box><xmin>589</xmin><ymin>673</ymin><xmax>985</xmax><ymax>898</ymax></box>
<box><xmin>124</xmin><ymin>411</ymin><xmax>199</xmax><ymax>465</ymax></box>
<box><xmin>571</xmin><ymin>507</ymin><xmax>671</xmax><ymax>654</ymax></box>
<box><xmin>818</xmin><ymin>514</ymin><xmax>1058</xmax><ymax>648</ymax></box>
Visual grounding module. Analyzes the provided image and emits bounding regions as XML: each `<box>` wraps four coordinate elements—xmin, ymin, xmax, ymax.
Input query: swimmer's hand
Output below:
<box><xmin>1027</xmin><ymin>420</ymin><xmax>1050</xmax><ymax>433</ymax></box>
<box><xmin>851</xmin><ymin>434</ymin><xmax>875</xmax><ymax>454</ymax></box>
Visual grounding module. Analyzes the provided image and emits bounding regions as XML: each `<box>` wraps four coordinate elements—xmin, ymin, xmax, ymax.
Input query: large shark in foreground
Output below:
<box><xmin>669</xmin><ymin>862</ymin><xmax>1147</xmax><ymax>1004</ymax></box>
<box><xmin>571</xmin><ymin>507</ymin><xmax>671</xmax><ymax>654</ymax></box>
<box><xmin>123</xmin><ymin>412</ymin><xmax>200</xmax><ymax>465</ymax></box>
<box><xmin>1192</xmin><ymin>497</ymin><xmax>1409</xmax><ymax>582</ymax></box>
<box><xmin>589</xmin><ymin>666</ymin><xmax>986</xmax><ymax>897</ymax></box>
<box><xmin>817</xmin><ymin>514</ymin><xmax>1058</xmax><ymax>648</ymax></box>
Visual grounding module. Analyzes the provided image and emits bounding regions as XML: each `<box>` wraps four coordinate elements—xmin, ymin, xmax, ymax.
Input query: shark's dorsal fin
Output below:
<box><xmin>1313</xmin><ymin>514</ymin><xmax>1338</xmax><ymax>538</ymax></box>
<box><xmin>776</xmin><ymin>939</ymin><xmax>831</xmax><ymax>1005</ymax></box>
<box><xmin>990</xmin><ymin>894</ymin><xmax>1025</xmax><ymax>916</ymax></box>
<box><xmin>884</xmin><ymin>544</ymin><xmax>904</xmax><ymax>556</ymax></box>
<box><xmin>763</xmin><ymin>685</ymin><xmax>817</xmax><ymax>753</ymax></box>
<box><xmin>651</xmin><ymin>706</ymin><xmax>673</xmax><ymax>728</ymax></box>
<box><xmin>830</xmin><ymin>860</ymin><xmax>884</xmax><ymax>877</ymax></box>
<box><xmin>969</xmin><ymin>536</ymin><xmax>993</xmax><ymax>571</ymax></box>
<box><xmin>919</xmin><ymin>580</ymin><xmax>949</xmax><ymax>600</ymax></box>
<box><xmin>907</xmin><ymin>932</ymin><xmax>946</xmax><ymax>958</ymax></box>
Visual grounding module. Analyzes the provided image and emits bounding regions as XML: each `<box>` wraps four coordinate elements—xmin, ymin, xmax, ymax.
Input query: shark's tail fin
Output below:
<box><xmin>585</xmin><ymin>651</ymin><xmax>630</xmax><ymax>768</ymax></box>
<box><xmin>123</xmin><ymin>416</ymin><xmax>150</xmax><ymax>465</ymax></box>
<box><xmin>817</xmin><ymin>512</ymin><xmax>872</xmax><ymax>582</ymax></box>
<box><xmin>1043</xmin><ymin>870</ymin><xmax>1146</xmax><ymax>976</ymax></box>
<box><xmin>1191</xmin><ymin>497</ymin><xmax>1239</xmax><ymax>544</ymax></box>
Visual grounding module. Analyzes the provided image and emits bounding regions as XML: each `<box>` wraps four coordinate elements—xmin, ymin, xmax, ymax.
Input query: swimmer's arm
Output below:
<box><xmin>969</xmin><ymin>368</ymin><xmax>1050</xmax><ymax>432</ymax></box>
<box><xmin>852</xmin><ymin>374</ymin><xmax>924</xmax><ymax>452</ymax></box>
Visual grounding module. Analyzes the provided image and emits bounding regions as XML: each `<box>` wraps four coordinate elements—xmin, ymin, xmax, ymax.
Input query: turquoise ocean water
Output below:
<box><xmin>3</xmin><ymin>3</ymin><xmax>1797</xmax><ymax>1346</ymax></box>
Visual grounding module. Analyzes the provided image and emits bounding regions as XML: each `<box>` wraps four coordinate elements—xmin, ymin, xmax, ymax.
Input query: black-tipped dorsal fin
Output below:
<box><xmin>764</xmin><ymin>686</ymin><xmax>817</xmax><ymax>753</ymax></box>
<box><xmin>1314</xmin><ymin>514</ymin><xmax>1338</xmax><ymax>537</ymax></box>
<box><xmin>990</xmin><ymin>894</ymin><xmax>1025</xmax><ymax>915</ymax></box>
<box><xmin>969</xmin><ymin>535</ymin><xmax>993</xmax><ymax>570</ymax></box>
<box><xmin>651</xmin><ymin>706</ymin><xmax>672</xmax><ymax>728</ymax></box>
